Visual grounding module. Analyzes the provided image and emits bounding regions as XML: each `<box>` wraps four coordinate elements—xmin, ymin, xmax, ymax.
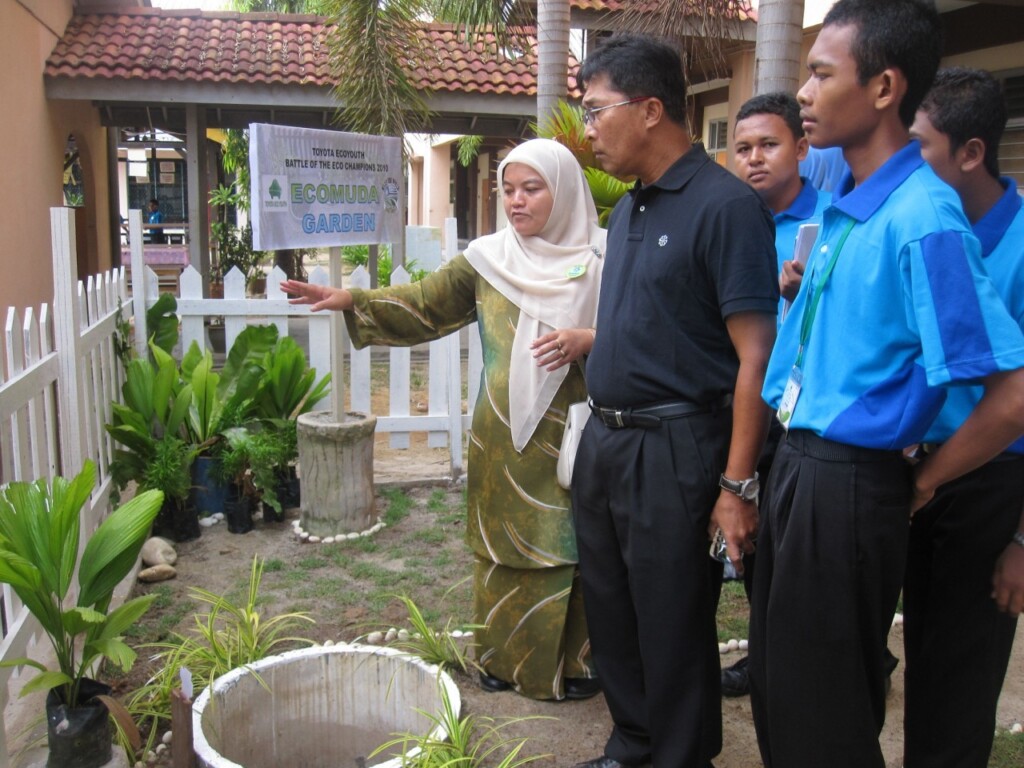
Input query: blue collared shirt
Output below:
<box><xmin>925</xmin><ymin>178</ymin><xmax>1024</xmax><ymax>453</ymax></box>
<box><xmin>763</xmin><ymin>142</ymin><xmax>1024</xmax><ymax>449</ymax></box>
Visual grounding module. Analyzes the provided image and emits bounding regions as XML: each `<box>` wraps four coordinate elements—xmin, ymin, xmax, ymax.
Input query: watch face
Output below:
<box><xmin>740</xmin><ymin>480</ymin><xmax>760</xmax><ymax>501</ymax></box>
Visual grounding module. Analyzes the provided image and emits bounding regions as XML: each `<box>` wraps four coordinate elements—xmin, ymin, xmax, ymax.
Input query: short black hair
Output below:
<box><xmin>823</xmin><ymin>0</ymin><xmax>943</xmax><ymax>127</ymax></box>
<box><xmin>576</xmin><ymin>34</ymin><xmax>688</xmax><ymax>127</ymax></box>
<box><xmin>149</xmin><ymin>198</ymin><xmax>159</xmax><ymax>206</ymax></box>
<box><xmin>735</xmin><ymin>92</ymin><xmax>804</xmax><ymax>141</ymax></box>
<box><xmin>920</xmin><ymin>67</ymin><xmax>1006</xmax><ymax>179</ymax></box>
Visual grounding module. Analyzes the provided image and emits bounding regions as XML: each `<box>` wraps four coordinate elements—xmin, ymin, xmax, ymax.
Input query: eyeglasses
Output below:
<box><xmin>582</xmin><ymin>96</ymin><xmax>650</xmax><ymax>125</ymax></box>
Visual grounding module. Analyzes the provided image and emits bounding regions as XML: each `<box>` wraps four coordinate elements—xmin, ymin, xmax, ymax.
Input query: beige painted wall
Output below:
<box><xmin>1</xmin><ymin>0</ymin><xmax>113</xmax><ymax>314</ymax></box>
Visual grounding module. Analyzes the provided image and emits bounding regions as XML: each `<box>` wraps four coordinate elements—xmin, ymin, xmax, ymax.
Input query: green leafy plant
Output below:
<box><xmin>369</xmin><ymin>678</ymin><xmax>550</xmax><ymax>768</ymax></box>
<box><xmin>0</xmin><ymin>461</ymin><xmax>163</xmax><ymax>709</ymax></box>
<box><xmin>107</xmin><ymin>347</ymin><xmax>193</xmax><ymax>504</ymax></box>
<box><xmin>252</xmin><ymin>336</ymin><xmax>331</xmax><ymax>421</ymax></box>
<box><xmin>342</xmin><ymin>244</ymin><xmax>429</xmax><ymax>286</ymax></box>
<box><xmin>126</xmin><ymin>556</ymin><xmax>314</xmax><ymax>754</ymax></box>
<box><xmin>385</xmin><ymin>594</ymin><xmax>479</xmax><ymax>674</ymax></box>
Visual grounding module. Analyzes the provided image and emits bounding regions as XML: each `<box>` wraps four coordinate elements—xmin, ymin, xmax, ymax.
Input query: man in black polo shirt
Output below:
<box><xmin>570</xmin><ymin>34</ymin><xmax>779</xmax><ymax>768</ymax></box>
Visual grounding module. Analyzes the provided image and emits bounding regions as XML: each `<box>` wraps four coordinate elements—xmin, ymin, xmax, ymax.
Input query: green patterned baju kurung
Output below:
<box><xmin>344</xmin><ymin>254</ymin><xmax>594</xmax><ymax>700</ymax></box>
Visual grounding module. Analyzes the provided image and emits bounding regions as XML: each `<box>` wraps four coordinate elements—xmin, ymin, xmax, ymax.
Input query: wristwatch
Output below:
<box><xmin>719</xmin><ymin>472</ymin><xmax>760</xmax><ymax>503</ymax></box>
<box><xmin>1012</xmin><ymin>531</ymin><xmax>1024</xmax><ymax>550</ymax></box>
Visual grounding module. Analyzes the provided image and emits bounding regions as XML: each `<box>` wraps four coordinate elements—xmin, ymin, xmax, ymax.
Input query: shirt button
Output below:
<box><xmin>639</xmin><ymin>205</ymin><xmax>646</xmax><ymax>212</ymax></box>
<box><xmin>820</xmin><ymin>245</ymin><xmax>828</xmax><ymax>253</ymax></box>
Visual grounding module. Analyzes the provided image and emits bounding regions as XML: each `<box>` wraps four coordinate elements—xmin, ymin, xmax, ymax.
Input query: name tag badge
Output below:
<box><xmin>777</xmin><ymin>365</ymin><xmax>803</xmax><ymax>431</ymax></box>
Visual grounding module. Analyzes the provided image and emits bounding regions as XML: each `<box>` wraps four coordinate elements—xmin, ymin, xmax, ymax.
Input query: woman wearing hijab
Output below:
<box><xmin>282</xmin><ymin>138</ymin><xmax>606</xmax><ymax>701</ymax></box>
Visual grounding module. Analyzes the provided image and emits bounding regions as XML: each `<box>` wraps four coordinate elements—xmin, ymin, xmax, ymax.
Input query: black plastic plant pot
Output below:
<box><xmin>45</xmin><ymin>679</ymin><xmax>112</xmax><ymax>768</ymax></box>
<box><xmin>225</xmin><ymin>493</ymin><xmax>253</xmax><ymax>534</ymax></box>
<box><xmin>262</xmin><ymin>498</ymin><xmax>286</xmax><ymax>523</ymax></box>
<box><xmin>174</xmin><ymin>498</ymin><xmax>201</xmax><ymax>542</ymax></box>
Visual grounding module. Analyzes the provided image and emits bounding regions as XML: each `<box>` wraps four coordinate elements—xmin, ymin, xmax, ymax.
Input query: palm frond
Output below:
<box><xmin>324</xmin><ymin>0</ymin><xmax>434</xmax><ymax>138</ymax></box>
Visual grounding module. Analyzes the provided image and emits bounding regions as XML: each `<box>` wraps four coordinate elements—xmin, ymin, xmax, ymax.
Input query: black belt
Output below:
<box><xmin>785</xmin><ymin>429</ymin><xmax>902</xmax><ymax>463</ymax></box>
<box><xmin>590</xmin><ymin>394</ymin><xmax>733</xmax><ymax>429</ymax></box>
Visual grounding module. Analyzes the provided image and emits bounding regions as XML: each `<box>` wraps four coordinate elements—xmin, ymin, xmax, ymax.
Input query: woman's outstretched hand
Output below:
<box><xmin>532</xmin><ymin>328</ymin><xmax>596</xmax><ymax>371</ymax></box>
<box><xmin>280</xmin><ymin>280</ymin><xmax>354</xmax><ymax>312</ymax></box>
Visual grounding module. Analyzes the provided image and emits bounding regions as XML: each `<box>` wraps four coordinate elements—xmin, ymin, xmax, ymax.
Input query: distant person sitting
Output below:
<box><xmin>147</xmin><ymin>198</ymin><xmax>166</xmax><ymax>244</ymax></box>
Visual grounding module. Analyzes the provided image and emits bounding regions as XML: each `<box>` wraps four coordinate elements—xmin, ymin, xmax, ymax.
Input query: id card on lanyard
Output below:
<box><xmin>777</xmin><ymin>218</ymin><xmax>857</xmax><ymax>430</ymax></box>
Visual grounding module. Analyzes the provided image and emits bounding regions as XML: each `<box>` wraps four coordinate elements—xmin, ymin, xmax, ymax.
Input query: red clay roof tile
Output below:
<box><xmin>46</xmin><ymin>9</ymin><xmax>576</xmax><ymax>97</ymax></box>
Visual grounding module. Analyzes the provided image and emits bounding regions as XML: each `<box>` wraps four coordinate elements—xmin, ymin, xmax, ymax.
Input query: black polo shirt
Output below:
<box><xmin>587</xmin><ymin>143</ymin><xmax>778</xmax><ymax>408</ymax></box>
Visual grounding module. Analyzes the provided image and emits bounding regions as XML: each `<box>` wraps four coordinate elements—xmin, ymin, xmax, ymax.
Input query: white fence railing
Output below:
<box><xmin>0</xmin><ymin>208</ymin><xmax>130</xmax><ymax>765</ymax></box>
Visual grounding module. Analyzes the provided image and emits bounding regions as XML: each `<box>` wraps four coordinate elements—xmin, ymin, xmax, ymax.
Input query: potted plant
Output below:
<box><xmin>0</xmin><ymin>461</ymin><xmax>162</xmax><ymax>768</ymax></box>
<box><xmin>107</xmin><ymin>349</ymin><xmax>201</xmax><ymax>541</ymax></box>
<box><xmin>216</xmin><ymin>428</ymin><xmax>256</xmax><ymax>534</ymax></box>
<box><xmin>250</xmin><ymin>335</ymin><xmax>331</xmax><ymax>516</ymax></box>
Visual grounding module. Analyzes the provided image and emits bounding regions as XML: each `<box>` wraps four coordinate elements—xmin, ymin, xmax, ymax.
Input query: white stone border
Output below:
<box><xmin>292</xmin><ymin>516</ymin><xmax>385</xmax><ymax>544</ymax></box>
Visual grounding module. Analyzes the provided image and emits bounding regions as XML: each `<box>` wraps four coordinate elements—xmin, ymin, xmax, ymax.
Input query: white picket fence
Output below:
<box><xmin>0</xmin><ymin>208</ymin><xmax>131</xmax><ymax>765</ymax></box>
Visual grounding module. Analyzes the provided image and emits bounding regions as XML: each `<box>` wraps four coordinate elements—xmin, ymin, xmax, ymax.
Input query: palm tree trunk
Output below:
<box><xmin>754</xmin><ymin>0</ymin><xmax>805</xmax><ymax>95</ymax></box>
<box><xmin>537</xmin><ymin>0</ymin><xmax>570</xmax><ymax>129</ymax></box>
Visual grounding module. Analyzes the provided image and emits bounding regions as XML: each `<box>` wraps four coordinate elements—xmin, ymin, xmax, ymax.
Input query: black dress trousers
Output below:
<box><xmin>572</xmin><ymin>408</ymin><xmax>732</xmax><ymax>768</ymax></box>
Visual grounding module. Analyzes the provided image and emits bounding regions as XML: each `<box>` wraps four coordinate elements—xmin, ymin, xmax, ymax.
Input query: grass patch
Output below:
<box><xmin>410</xmin><ymin>526</ymin><xmax>447</xmax><ymax>545</ymax></box>
<box><xmin>295</xmin><ymin>555</ymin><xmax>330</xmax><ymax>571</ymax></box>
<box><xmin>124</xmin><ymin>585</ymin><xmax>194</xmax><ymax>642</ymax></box>
<box><xmin>264</xmin><ymin>558</ymin><xmax>285</xmax><ymax>572</ymax></box>
<box><xmin>990</xmin><ymin>730</ymin><xmax>1024</xmax><ymax>767</ymax></box>
<box><xmin>382</xmin><ymin>487</ymin><xmax>413</xmax><ymax>526</ymax></box>
<box><xmin>716</xmin><ymin>580</ymin><xmax>750</xmax><ymax>642</ymax></box>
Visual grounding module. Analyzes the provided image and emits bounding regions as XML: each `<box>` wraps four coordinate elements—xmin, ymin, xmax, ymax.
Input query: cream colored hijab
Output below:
<box><xmin>464</xmin><ymin>138</ymin><xmax>606</xmax><ymax>451</ymax></box>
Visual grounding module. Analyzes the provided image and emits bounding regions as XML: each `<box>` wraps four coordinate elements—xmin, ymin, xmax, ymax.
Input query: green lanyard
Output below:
<box><xmin>795</xmin><ymin>217</ymin><xmax>856</xmax><ymax>369</ymax></box>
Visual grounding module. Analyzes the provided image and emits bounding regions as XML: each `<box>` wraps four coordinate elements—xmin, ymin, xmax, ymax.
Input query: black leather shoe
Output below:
<box><xmin>478</xmin><ymin>670</ymin><xmax>511</xmax><ymax>692</ymax></box>
<box><xmin>564</xmin><ymin>676</ymin><xmax>601</xmax><ymax>700</ymax></box>
<box><xmin>721</xmin><ymin>655</ymin><xmax>750</xmax><ymax>698</ymax></box>
<box><xmin>571</xmin><ymin>757</ymin><xmax>649</xmax><ymax>768</ymax></box>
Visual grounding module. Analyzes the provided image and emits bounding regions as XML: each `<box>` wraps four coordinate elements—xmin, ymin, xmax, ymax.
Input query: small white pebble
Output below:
<box><xmin>146</xmin><ymin>750</ymin><xmax>157</xmax><ymax>763</ymax></box>
<box><xmin>347</xmin><ymin>532</ymin><xmax>360</xmax><ymax>540</ymax></box>
<box><xmin>371</xmin><ymin>522</ymin><xmax>383</xmax><ymax>533</ymax></box>
<box><xmin>398</xmin><ymin>629</ymin><xmax>411</xmax><ymax>641</ymax></box>
<box><xmin>295</xmin><ymin>526</ymin><xmax>305</xmax><ymax>535</ymax></box>
<box><xmin>739</xmin><ymin>639</ymin><xmax>749</xmax><ymax>651</ymax></box>
<box><xmin>299</xmin><ymin>532</ymin><xmax>310</xmax><ymax>541</ymax></box>
<box><xmin>324</xmin><ymin>639</ymin><xmax>334</xmax><ymax>647</ymax></box>
<box><xmin>893</xmin><ymin>613</ymin><xmax>904</xmax><ymax>626</ymax></box>
<box><xmin>718</xmin><ymin>643</ymin><xmax>729</xmax><ymax>654</ymax></box>
<box><xmin>155</xmin><ymin>743</ymin><xmax>167</xmax><ymax>754</ymax></box>
<box><xmin>324</xmin><ymin>536</ymin><xmax>335</xmax><ymax>544</ymax></box>
<box><xmin>162</xmin><ymin>730</ymin><xmax>172</xmax><ymax>745</ymax></box>
<box><xmin>198</xmin><ymin>517</ymin><xmax>215</xmax><ymax>527</ymax></box>
<box><xmin>292</xmin><ymin>518</ymin><xmax>301</xmax><ymax>527</ymax></box>
<box><xmin>309</xmin><ymin>535</ymin><xmax>321</xmax><ymax>544</ymax></box>
<box><xmin>367</xmin><ymin>631</ymin><xmax>384</xmax><ymax>645</ymax></box>
<box><xmin>1011</xmin><ymin>722</ymin><xmax>1023</xmax><ymax>734</ymax></box>
<box><xmin>213</xmin><ymin>512</ymin><xmax>225</xmax><ymax>521</ymax></box>
<box><xmin>451</xmin><ymin>630</ymin><xmax>463</xmax><ymax>638</ymax></box>
<box><xmin>135</xmin><ymin>762</ymin><xmax>145</xmax><ymax>768</ymax></box>
<box><xmin>727</xmin><ymin>638</ymin><xmax>740</xmax><ymax>652</ymax></box>
<box><xmin>385</xmin><ymin>628</ymin><xmax>398</xmax><ymax>642</ymax></box>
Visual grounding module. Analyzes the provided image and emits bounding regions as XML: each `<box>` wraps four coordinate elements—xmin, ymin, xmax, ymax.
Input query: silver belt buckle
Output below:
<box><xmin>612</xmin><ymin>409</ymin><xmax>625</xmax><ymax>428</ymax></box>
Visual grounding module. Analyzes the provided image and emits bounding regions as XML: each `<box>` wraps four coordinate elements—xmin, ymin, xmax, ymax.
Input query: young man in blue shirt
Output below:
<box><xmin>749</xmin><ymin>2</ymin><xmax>1024</xmax><ymax>767</ymax></box>
<box><xmin>905</xmin><ymin>66</ymin><xmax>1024</xmax><ymax>768</ymax></box>
<box><xmin>723</xmin><ymin>92</ymin><xmax>830</xmax><ymax>698</ymax></box>
<box><xmin>734</xmin><ymin>92</ymin><xmax>831</xmax><ymax>322</ymax></box>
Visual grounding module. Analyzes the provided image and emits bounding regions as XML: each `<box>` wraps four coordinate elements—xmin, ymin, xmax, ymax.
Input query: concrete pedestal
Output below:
<box><xmin>296</xmin><ymin>410</ymin><xmax>377</xmax><ymax>537</ymax></box>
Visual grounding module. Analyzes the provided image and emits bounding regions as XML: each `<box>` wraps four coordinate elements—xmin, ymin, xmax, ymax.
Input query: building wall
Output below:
<box><xmin>1</xmin><ymin>0</ymin><xmax>113</xmax><ymax>314</ymax></box>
